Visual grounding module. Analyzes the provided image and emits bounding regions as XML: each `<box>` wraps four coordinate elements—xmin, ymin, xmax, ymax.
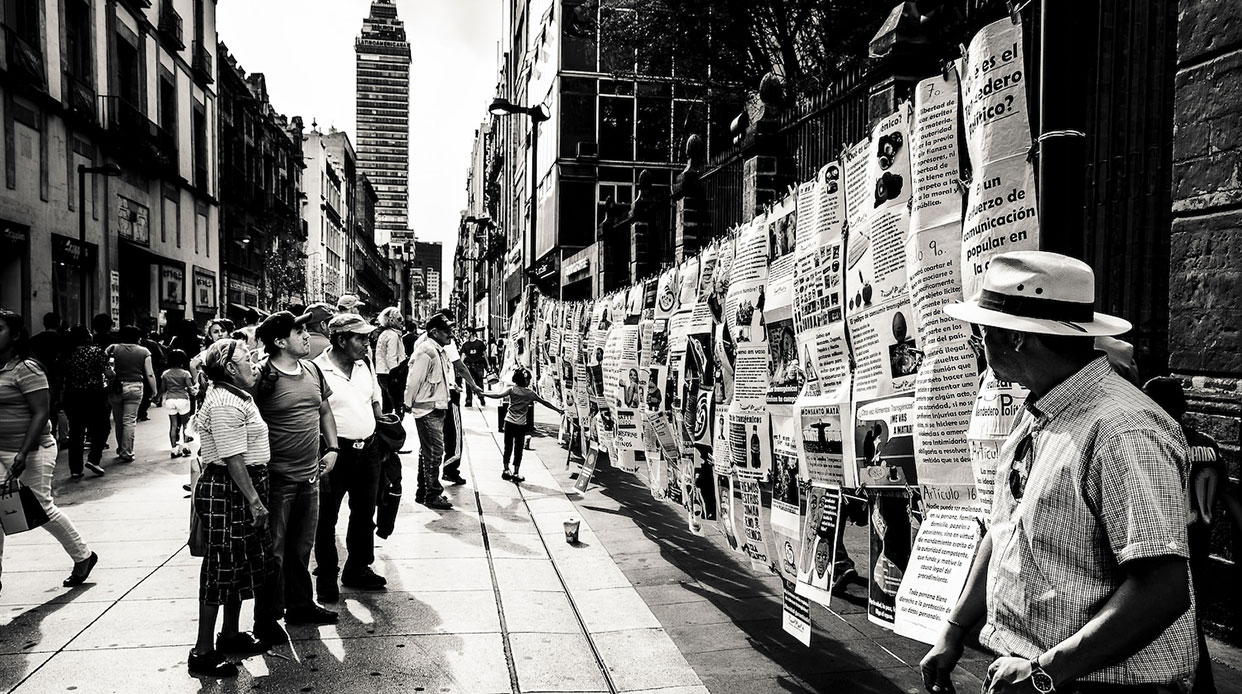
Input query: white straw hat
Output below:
<box><xmin>944</xmin><ymin>251</ymin><xmax>1131</xmax><ymax>336</ymax></box>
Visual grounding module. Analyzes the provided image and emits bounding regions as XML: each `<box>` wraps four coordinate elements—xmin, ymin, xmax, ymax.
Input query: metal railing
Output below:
<box><xmin>62</xmin><ymin>69</ymin><xmax>96</xmax><ymax>123</ymax></box>
<box><xmin>158</xmin><ymin>1</ymin><xmax>184</xmax><ymax>50</ymax></box>
<box><xmin>192</xmin><ymin>41</ymin><xmax>213</xmax><ymax>85</ymax></box>
<box><xmin>3</xmin><ymin>24</ymin><xmax>46</xmax><ymax>89</ymax></box>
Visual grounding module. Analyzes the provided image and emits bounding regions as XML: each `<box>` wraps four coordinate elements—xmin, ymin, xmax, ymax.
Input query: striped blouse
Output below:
<box><xmin>198</xmin><ymin>383</ymin><xmax>270</xmax><ymax>467</ymax></box>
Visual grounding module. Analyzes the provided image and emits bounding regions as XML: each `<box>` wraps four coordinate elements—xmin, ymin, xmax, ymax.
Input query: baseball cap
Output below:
<box><xmin>425</xmin><ymin>314</ymin><xmax>455</xmax><ymax>333</ymax></box>
<box><xmin>303</xmin><ymin>302</ymin><xmax>336</xmax><ymax>325</ymax></box>
<box><xmin>255</xmin><ymin>310</ymin><xmax>314</xmax><ymax>346</ymax></box>
<box><xmin>337</xmin><ymin>294</ymin><xmax>366</xmax><ymax>311</ymax></box>
<box><xmin>328</xmin><ymin>313</ymin><xmax>377</xmax><ymax>335</ymax></box>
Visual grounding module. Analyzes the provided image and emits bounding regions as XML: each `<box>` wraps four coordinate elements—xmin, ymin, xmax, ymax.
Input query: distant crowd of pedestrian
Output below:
<box><xmin>0</xmin><ymin>295</ymin><xmax>512</xmax><ymax>678</ymax></box>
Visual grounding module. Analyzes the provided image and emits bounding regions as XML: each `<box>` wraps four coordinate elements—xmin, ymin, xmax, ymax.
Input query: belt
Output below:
<box><xmin>339</xmin><ymin>434</ymin><xmax>374</xmax><ymax>450</ymax></box>
<box><xmin>1070</xmin><ymin>683</ymin><xmax>1177</xmax><ymax>694</ymax></box>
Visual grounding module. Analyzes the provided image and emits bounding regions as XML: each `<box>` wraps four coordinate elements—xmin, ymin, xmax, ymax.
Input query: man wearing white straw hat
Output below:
<box><xmin>921</xmin><ymin>251</ymin><xmax>1196</xmax><ymax>694</ymax></box>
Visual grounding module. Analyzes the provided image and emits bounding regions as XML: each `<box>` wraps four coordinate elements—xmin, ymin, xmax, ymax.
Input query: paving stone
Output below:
<box><xmin>501</xmin><ymin>590</ymin><xmax>583</xmax><ymax>633</ymax></box>
<box><xmin>571</xmin><ymin>587</ymin><xmax>662</xmax><ymax>633</ymax></box>
<box><xmin>510</xmin><ymin>632</ymin><xmax>610</xmax><ymax>692</ymax></box>
<box><xmin>592</xmin><ymin>628</ymin><xmax>704</xmax><ymax>691</ymax></box>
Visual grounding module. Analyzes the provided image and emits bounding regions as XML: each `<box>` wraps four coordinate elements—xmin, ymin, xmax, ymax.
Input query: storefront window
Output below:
<box><xmin>51</xmin><ymin>234</ymin><xmax>97</xmax><ymax>325</ymax></box>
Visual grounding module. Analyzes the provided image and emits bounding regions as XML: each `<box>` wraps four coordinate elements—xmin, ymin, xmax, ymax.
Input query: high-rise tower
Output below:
<box><xmin>355</xmin><ymin>0</ymin><xmax>411</xmax><ymax>246</ymax></box>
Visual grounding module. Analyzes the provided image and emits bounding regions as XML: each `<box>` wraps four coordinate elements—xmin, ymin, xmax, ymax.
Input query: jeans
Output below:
<box><xmin>63</xmin><ymin>391</ymin><xmax>110</xmax><ymax>474</ymax></box>
<box><xmin>257</xmin><ymin>473</ymin><xmax>319</xmax><ymax>621</ymax></box>
<box><xmin>0</xmin><ymin>442</ymin><xmax>91</xmax><ymax>580</ymax></box>
<box><xmin>315</xmin><ymin>439</ymin><xmax>381</xmax><ymax>575</ymax></box>
<box><xmin>414</xmin><ymin>410</ymin><xmax>446</xmax><ymax>501</ymax></box>
<box><xmin>108</xmin><ymin>382</ymin><xmax>144</xmax><ymax>458</ymax></box>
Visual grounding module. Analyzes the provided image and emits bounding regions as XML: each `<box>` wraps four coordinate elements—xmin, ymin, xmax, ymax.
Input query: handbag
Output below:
<box><xmin>0</xmin><ymin>475</ymin><xmax>51</xmax><ymax>535</ymax></box>
<box><xmin>187</xmin><ymin>458</ymin><xmax>207</xmax><ymax>556</ymax></box>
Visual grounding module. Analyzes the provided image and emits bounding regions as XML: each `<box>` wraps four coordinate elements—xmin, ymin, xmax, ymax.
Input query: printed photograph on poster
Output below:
<box><xmin>866</xmin><ymin>110</ymin><xmax>911</xmax><ymax>212</ymax></box>
<box><xmin>843</xmin><ymin>208</ymin><xmax>911</xmax><ymax>319</ymax></box>
<box><xmin>894</xmin><ymin>509</ymin><xmax>985</xmax><ymax>645</ymax></box>
<box><xmin>847</xmin><ymin>301</ymin><xmax>922</xmax><ymax>401</ymax></box>
<box><xmin>713</xmin><ymin>323</ymin><xmax>735</xmax><ymax>405</ymax></box>
<box><xmin>868</xmin><ymin>489</ymin><xmax>920</xmax><ymax>628</ymax></box>
<box><xmin>725</xmin><ymin>219</ymin><xmax>769</xmax><ymax>345</ymax></box>
<box><xmin>729</xmin><ymin>411</ymin><xmax>772</xmax><ymax>480</ymax></box>
<box><xmin>795</xmin><ymin>485</ymin><xmax>840</xmax><ymax>606</ymax></box>
<box><xmin>765</xmin><ymin>193</ymin><xmax>798</xmax><ymax>315</ymax></box>
<box><xmin>716</xmin><ymin>472</ymin><xmax>740</xmax><ymax>552</ymax></box>
<box><xmin>770</xmin><ymin>415</ymin><xmax>802</xmax><ymax>582</ymax></box>
<box><xmin>796</xmin><ymin>403</ymin><xmax>845</xmax><ymax>486</ymax></box>
<box><xmin>739</xmin><ymin>479</ymin><xmax>772</xmax><ymax>573</ymax></box>
<box><xmin>766</xmin><ymin>318</ymin><xmax>802</xmax><ymax>405</ymax></box>
<box><xmin>854</xmin><ymin>395</ymin><xmax>917</xmax><ymax>486</ymax></box>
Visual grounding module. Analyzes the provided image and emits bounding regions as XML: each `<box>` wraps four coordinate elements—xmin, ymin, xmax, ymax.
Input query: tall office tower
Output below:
<box><xmin>355</xmin><ymin>0</ymin><xmax>411</xmax><ymax>247</ymax></box>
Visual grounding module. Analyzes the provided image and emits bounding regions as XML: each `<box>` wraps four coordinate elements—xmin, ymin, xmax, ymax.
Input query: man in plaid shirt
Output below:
<box><xmin>924</xmin><ymin>252</ymin><xmax>1196</xmax><ymax>694</ymax></box>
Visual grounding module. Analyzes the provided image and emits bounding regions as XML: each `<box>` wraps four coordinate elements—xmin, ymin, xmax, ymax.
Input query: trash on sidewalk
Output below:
<box><xmin>563</xmin><ymin>517</ymin><xmax>580</xmax><ymax>544</ymax></box>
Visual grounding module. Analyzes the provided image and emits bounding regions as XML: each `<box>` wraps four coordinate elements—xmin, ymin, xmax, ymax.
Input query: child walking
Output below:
<box><xmin>160</xmin><ymin>349</ymin><xmax>195</xmax><ymax>457</ymax></box>
<box><xmin>487</xmin><ymin>368</ymin><xmax>562</xmax><ymax>482</ymax></box>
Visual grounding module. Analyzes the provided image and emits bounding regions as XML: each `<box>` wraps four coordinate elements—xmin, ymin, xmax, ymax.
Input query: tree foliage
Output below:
<box><xmin>260</xmin><ymin>219</ymin><xmax>307</xmax><ymax>310</ymax></box>
<box><xmin>597</xmin><ymin>0</ymin><xmax>891</xmax><ymax>96</ymax></box>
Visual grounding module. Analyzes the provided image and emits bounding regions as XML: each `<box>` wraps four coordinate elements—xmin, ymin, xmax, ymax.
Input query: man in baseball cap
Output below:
<box><xmin>337</xmin><ymin>294</ymin><xmax>365</xmax><ymax>315</ymax></box>
<box><xmin>922</xmin><ymin>251</ymin><xmax>1194</xmax><ymax>694</ymax></box>
<box><xmin>311</xmin><ymin>310</ymin><xmax>386</xmax><ymax>597</ymax></box>
<box><xmin>302</xmin><ymin>303</ymin><xmax>337</xmax><ymax>360</ymax></box>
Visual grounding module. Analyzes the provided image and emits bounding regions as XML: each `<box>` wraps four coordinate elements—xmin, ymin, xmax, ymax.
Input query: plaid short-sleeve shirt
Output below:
<box><xmin>980</xmin><ymin>357</ymin><xmax>1197</xmax><ymax>685</ymax></box>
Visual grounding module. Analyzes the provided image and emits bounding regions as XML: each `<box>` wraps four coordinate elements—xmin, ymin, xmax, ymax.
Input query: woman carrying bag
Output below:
<box><xmin>0</xmin><ymin>310</ymin><xmax>96</xmax><ymax>596</ymax></box>
<box><xmin>188</xmin><ymin>338</ymin><xmax>271</xmax><ymax>677</ymax></box>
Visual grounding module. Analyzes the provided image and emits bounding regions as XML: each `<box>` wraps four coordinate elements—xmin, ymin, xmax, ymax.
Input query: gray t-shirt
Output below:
<box><xmin>254</xmin><ymin>360</ymin><xmax>332</xmax><ymax>481</ymax></box>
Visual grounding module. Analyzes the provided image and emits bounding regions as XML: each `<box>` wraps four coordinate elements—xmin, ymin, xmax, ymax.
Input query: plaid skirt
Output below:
<box><xmin>194</xmin><ymin>464</ymin><xmax>271</xmax><ymax>606</ymax></box>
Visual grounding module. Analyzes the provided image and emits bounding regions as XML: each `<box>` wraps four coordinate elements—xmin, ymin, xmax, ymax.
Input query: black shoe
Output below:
<box><xmin>443</xmin><ymin>475</ymin><xmax>467</xmax><ymax>486</ymax></box>
<box><xmin>285</xmin><ymin>604</ymin><xmax>339</xmax><ymax>625</ymax></box>
<box><xmin>422</xmin><ymin>496</ymin><xmax>453</xmax><ymax>510</ymax></box>
<box><xmin>501</xmin><ymin>470</ymin><xmax>513</xmax><ymax>480</ymax></box>
<box><xmin>85</xmin><ymin>462</ymin><xmax>105</xmax><ymax>476</ymax></box>
<box><xmin>187</xmin><ymin>649</ymin><xmax>238</xmax><ymax>678</ymax></box>
<box><xmin>315</xmin><ymin>571</ymin><xmax>340</xmax><ymax>603</ymax></box>
<box><xmin>510</xmin><ymin>473</ymin><xmax>525</xmax><ymax>483</ymax></box>
<box><xmin>253</xmin><ymin>620</ymin><xmax>289</xmax><ymax>645</ymax></box>
<box><xmin>215</xmin><ymin>631</ymin><xmax>267</xmax><ymax>654</ymax></box>
<box><xmin>341</xmin><ymin>566</ymin><xmax>388</xmax><ymax>590</ymax></box>
<box><xmin>831</xmin><ymin>567</ymin><xmax>858</xmax><ymax>595</ymax></box>
<box><xmin>63</xmin><ymin>552</ymin><xmax>98</xmax><ymax>587</ymax></box>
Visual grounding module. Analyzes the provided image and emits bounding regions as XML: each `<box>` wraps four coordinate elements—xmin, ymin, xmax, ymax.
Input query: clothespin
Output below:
<box><xmin>1026</xmin><ymin>139</ymin><xmax>1038</xmax><ymax>163</ymax></box>
<box><xmin>941</xmin><ymin>59</ymin><xmax>954</xmax><ymax>82</ymax></box>
<box><xmin>1006</xmin><ymin>0</ymin><xmax>1020</xmax><ymax>24</ymax></box>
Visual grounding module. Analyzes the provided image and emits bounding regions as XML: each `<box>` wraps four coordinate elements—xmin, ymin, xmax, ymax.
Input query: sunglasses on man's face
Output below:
<box><xmin>1008</xmin><ymin>432</ymin><xmax>1033</xmax><ymax>500</ymax></box>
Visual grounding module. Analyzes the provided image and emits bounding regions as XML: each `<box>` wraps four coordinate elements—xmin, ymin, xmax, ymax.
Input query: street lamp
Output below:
<box><xmin>488</xmin><ymin>98</ymin><xmax>549</xmax><ymax>300</ymax></box>
<box><xmin>78</xmin><ymin>163</ymin><xmax>122</xmax><ymax>326</ymax></box>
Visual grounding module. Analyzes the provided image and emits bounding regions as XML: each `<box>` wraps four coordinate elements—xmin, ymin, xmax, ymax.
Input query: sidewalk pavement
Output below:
<box><xmin>1</xmin><ymin>402</ymin><xmax>707</xmax><ymax>693</ymax></box>
<box><xmin>2</xmin><ymin>403</ymin><xmax>1239</xmax><ymax>693</ymax></box>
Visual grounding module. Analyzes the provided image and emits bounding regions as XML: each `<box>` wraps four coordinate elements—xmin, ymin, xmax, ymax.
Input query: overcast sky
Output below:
<box><xmin>217</xmin><ymin>0</ymin><xmax>503</xmax><ymax>303</ymax></box>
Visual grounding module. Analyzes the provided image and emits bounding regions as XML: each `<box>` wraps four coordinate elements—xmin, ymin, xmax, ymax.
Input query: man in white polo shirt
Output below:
<box><xmin>312</xmin><ymin>314</ymin><xmax>386</xmax><ymax>600</ymax></box>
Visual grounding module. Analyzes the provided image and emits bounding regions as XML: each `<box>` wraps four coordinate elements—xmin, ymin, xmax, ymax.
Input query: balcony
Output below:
<box><xmin>118</xmin><ymin>0</ymin><xmax>152</xmax><ymax>10</ymax></box>
<box><xmin>157</xmin><ymin>2</ymin><xmax>185</xmax><ymax>51</ymax></box>
<box><xmin>191</xmin><ymin>41</ymin><xmax>213</xmax><ymax>86</ymax></box>
<box><xmin>102</xmin><ymin>96</ymin><xmax>177</xmax><ymax>175</ymax></box>
<box><xmin>3</xmin><ymin>25</ymin><xmax>46</xmax><ymax>91</ymax></box>
<box><xmin>62</xmin><ymin>69</ymin><xmax>96</xmax><ymax>124</ymax></box>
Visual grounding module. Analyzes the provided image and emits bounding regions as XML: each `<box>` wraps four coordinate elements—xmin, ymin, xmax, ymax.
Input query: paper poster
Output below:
<box><xmin>910</xmin><ymin>71</ymin><xmax>964</xmax><ymax>232</ymax></box>
<box><xmin>854</xmin><ymin>395</ymin><xmax>917</xmax><ymax>487</ymax></box>
<box><xmin>782</xmin><ymin>578</ymin><xmax>813</xmax><ymax>647</ymax></box>
<box><xmin>716</xmin><ymin>472</ymin><xmax>741</xmax><ymax>553</ymax></box>
<box><xmin>967</xmin><ymin>370</ymin><xmax>1027</xmax><ymax>515</ymax></box>
<box><xmin>795</xmin><ymin>485</ymin><xmax>840</xmax><ymax>607</ymax></box>
<box><xmin>574</xmin><ymin>444</ymin><xmax>600</xmax><ymax>493</ymax></box>
<box><xmin>847</xmin><ymin>301</ymin><xmax>921</xmax><ymax>403</ymax></box>
<box><xmin>793</xmin><ymin>166</ymin><xmax>849</xmax><ymax>404</ymax></box>
<box><xmin>770</xmin><ymin>415</ymin><xmax>802</xmax><ymax>582</ymax></box>
<box><xmin>686</xmin><ymin>451</ymin><xmax>717</xmax><ymax>535</ymax></box>
<box><xmin>739</xmin><ymin>478</ymin><xmax>772</xmax><ymax>573</ymax></box>
<box><xmin>960</xmin><ymin>17</ymin><xmax>1039</xmax><ymax>298</ymax></box>
<box><xmin>729</xmin><ymin>410</ymin><xmax>771</xmax><ymax>480</ymax></box>
<box><xmin>894</xmin><ymin>509</ymin><xmax>985</xmax><ymax>644</ymax></box>
<box><xmin>795</xmin><ymin>402</ymin><xmax>845</xmax><ymax>486</ymax></box>
<box><xmin>868</xmin><ymin>489</ymin><xmax>918</xmax><ymax>628</ymax></box>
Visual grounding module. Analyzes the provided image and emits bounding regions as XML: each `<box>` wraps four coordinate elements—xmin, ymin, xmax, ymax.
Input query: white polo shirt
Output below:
<box><xmin>312</xmin><ymin>348</ymin><xmax>381</xmax><ymax>440</ymax></box>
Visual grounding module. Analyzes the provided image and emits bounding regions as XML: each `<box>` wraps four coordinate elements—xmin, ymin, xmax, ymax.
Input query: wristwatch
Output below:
<box><xmin>323</xmin><ymin>446</ymin><xmax>340</xmax><ymax>454</ymax></box>
<box><xmin>1029</xmin><ymin>659</ymin><xmax>1056</xmax><ymax>694</ymax></box>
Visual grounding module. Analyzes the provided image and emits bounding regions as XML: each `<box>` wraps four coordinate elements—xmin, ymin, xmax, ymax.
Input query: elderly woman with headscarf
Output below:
<box><xmin>373</xmin><ymin>307</ymin><xmax>406</xmax><ymax>413</ymax></box>
<box><xmin>188</xmin><ymin>338</ymin><xmax>271</xmax><ymax>677</ymax></box>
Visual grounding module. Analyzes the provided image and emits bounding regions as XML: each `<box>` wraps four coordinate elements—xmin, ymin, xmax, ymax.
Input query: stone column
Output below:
<box><xmin>673</xmin><ymin>135</ymin><xmax>707</xmax><ymax>263</ymax></box>
<box><xmin>1169</xmin><ymin>0</ymin><xmax>1242</xmax><ymax>552</ymax></box>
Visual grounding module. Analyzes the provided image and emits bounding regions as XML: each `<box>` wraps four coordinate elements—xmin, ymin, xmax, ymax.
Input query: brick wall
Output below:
<box><xmin>1172</xmin><ymin>0</ymin><xmax>1242</xmax><ymax>594</ymax></box>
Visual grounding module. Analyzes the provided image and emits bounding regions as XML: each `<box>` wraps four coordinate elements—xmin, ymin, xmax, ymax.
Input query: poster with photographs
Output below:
<box><xmin>795</xmin><ymin>402</ymin><xmax>846</xmax><ymax>486</ymax></box>
<box><xmin>729</xmin><ymin>411</ymin><xmax>772</xmax><ymax>480</ymax></box>
<box><xmin>770</xmin><ymin>415</ymin><xmax>803</xmax><ymax>583</ymax></box>
<box><xmin>853</xmin><ymin>395</ymin><xmax>917</xmax><ymax>487</ymax></box>
<box><xmin>794</xmin><ymin>166</ymin><xmax>850</xmax><ymax>404</ymax></box>
<box><xmin>868</xmin><ymin>489</ymin><xmax>919</xmax><ymax>628</ymax></box>
<box><xmin>795</xmin><ymin>484</ymin><xmax>840</xmax><ymax>607</ymax></box>
<box><xmin>766</xmin><ymin>196</ymin><xmax>802</xmax><ymax>408</ymax></box>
